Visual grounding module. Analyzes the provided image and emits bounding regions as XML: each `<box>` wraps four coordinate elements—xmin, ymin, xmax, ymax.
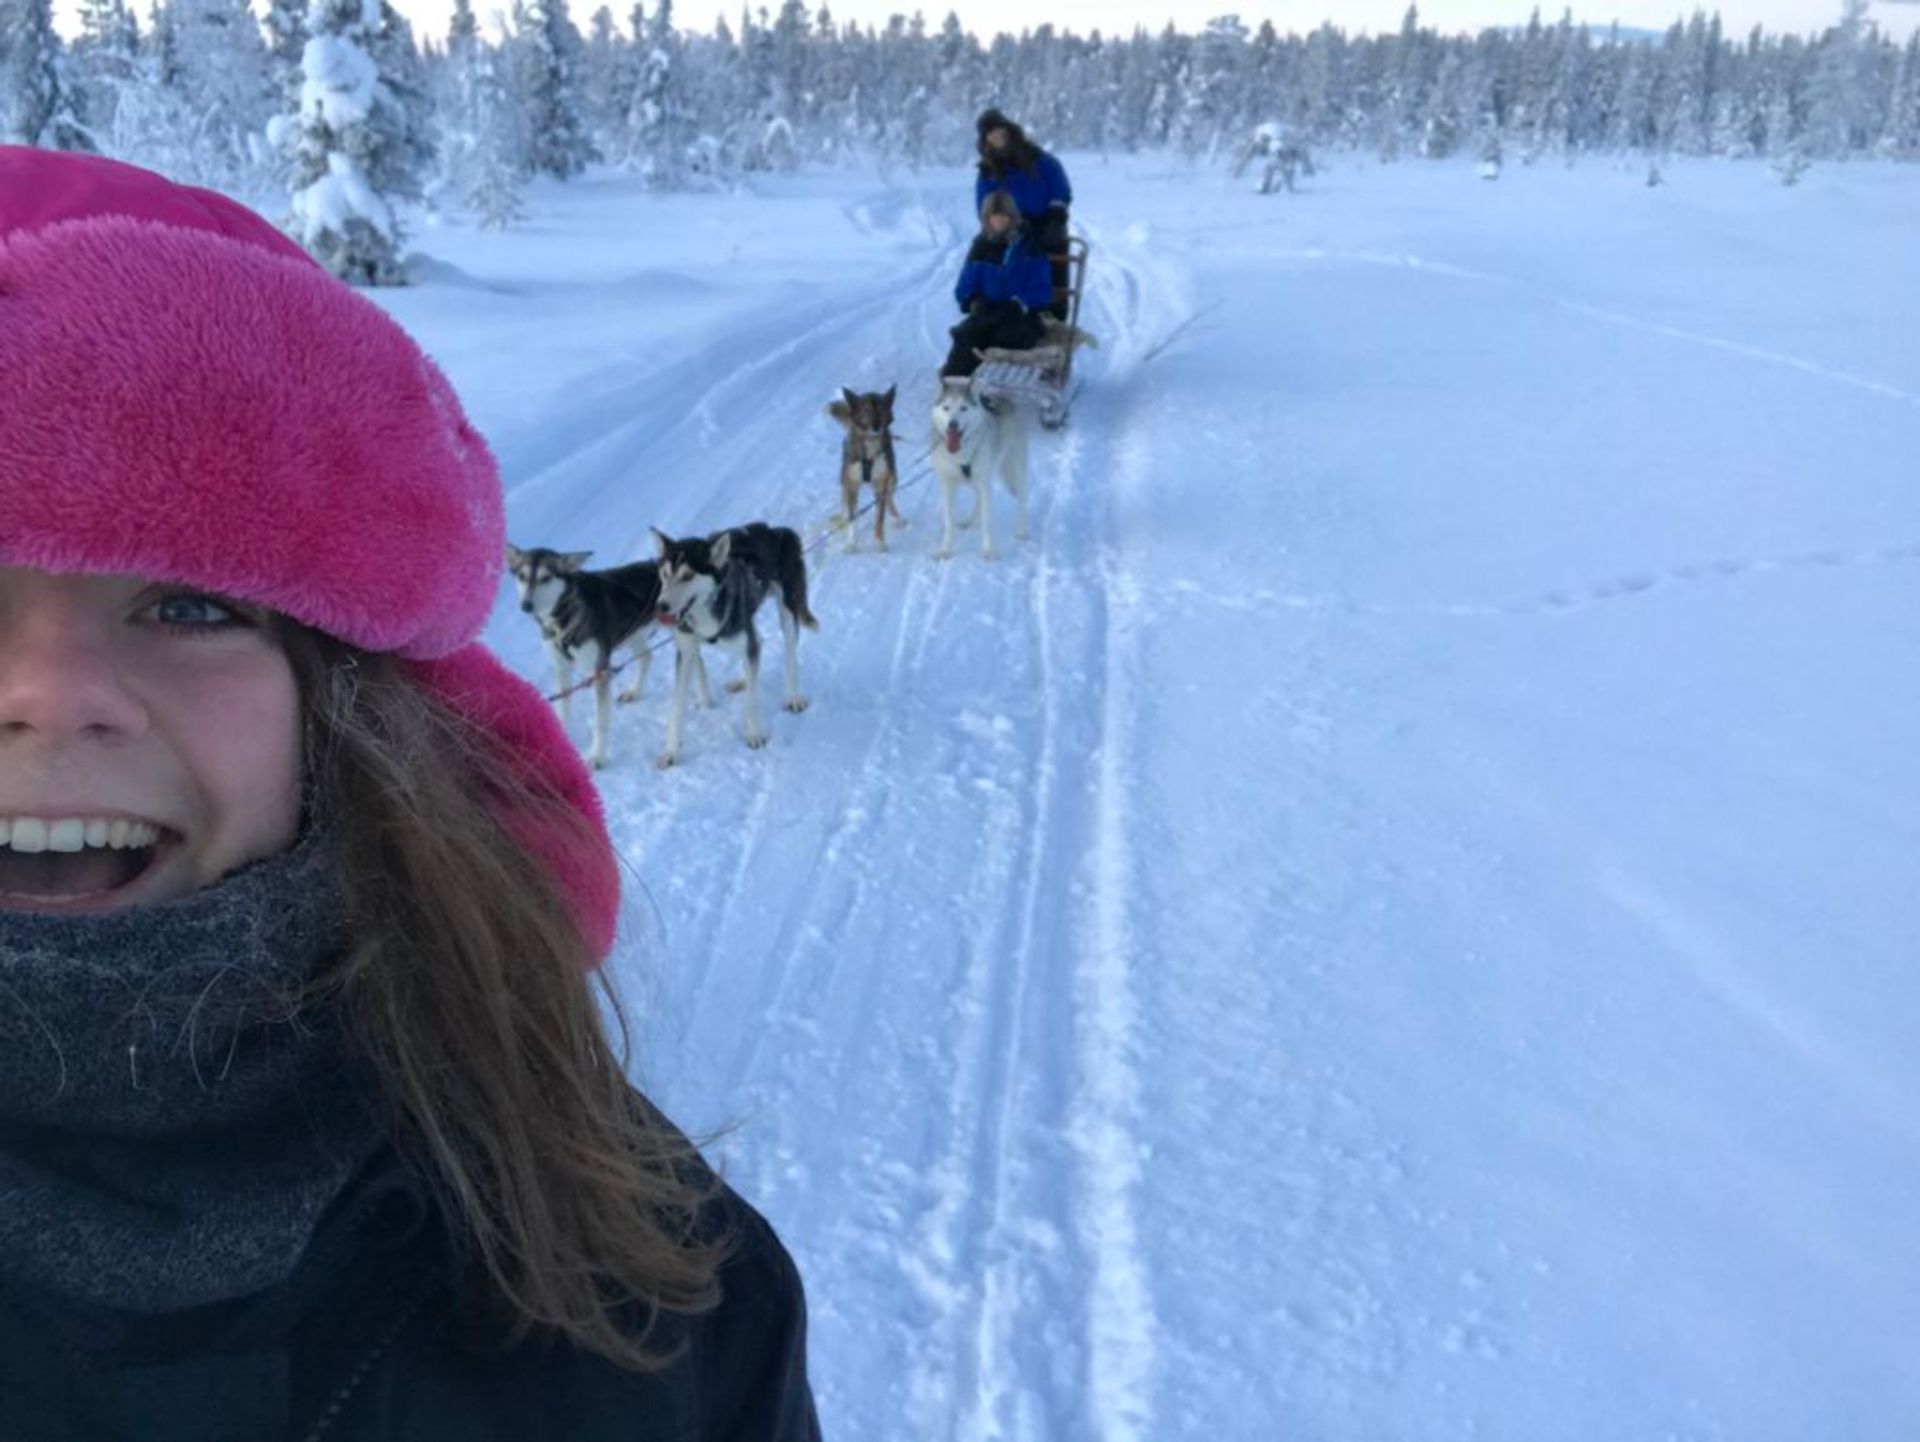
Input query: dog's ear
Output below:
<box><xmin>842</xmin><ymin>386</ymin><xmax>859</xmax><ymax>410</ymax></box>
<box><xmin>881</xmin><ymin>384</ymin><xmax>896</xmax><ymax>407</ymax></box>
<box><xmin>710</xmin><ymin>531</ymin><xmax>733</xmax><ymax>569</ymax></box>
<box><xmin>505</xmin><ymin>543</ymin><xmax>524</xmax><ymax>568</ymax></box>
<box><xmin>558</xmin><ymin>550</ymin><xmax>591</xmax><ymax>572</ymax></box>
<box><xmin>651</xmin><ymin>527</ymin><xmax>672</xmax><ymax>559</ymax></box>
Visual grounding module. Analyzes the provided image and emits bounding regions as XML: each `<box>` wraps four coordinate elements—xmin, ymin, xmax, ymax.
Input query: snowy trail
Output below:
<box><xmin>380</xmin><ymin>157</ymin><xmax>1920</xmax><ymax>1442</ymax></box>
<box><xmin>432</xmin><ymin>176</ymin><xmax>1170</xmax><ymax>1437</ymax></box>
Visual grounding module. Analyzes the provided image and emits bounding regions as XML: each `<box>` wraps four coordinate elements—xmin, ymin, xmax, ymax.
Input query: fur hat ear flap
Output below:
<box><xmin>709</xmin><ymin>531</ymin><xmax>733</xmax><ymax>569</ymax></box>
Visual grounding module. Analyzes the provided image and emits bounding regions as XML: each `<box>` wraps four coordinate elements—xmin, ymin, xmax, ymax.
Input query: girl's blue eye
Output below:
<box><xmin>150</xmin><ymin>593</ymin><xmax>250</xmax><ymax>632</ymax></box>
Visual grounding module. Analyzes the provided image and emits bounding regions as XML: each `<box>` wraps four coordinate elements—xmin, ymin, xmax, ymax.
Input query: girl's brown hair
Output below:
<box><xmin>282</xmin><ymin>627</ymin><xmax>726</xmax><ymax>1372</ymax></box>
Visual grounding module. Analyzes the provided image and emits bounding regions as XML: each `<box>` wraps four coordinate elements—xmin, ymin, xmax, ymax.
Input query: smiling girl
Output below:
<box><xmin>0</xmin><ymin>147</ymin><xmax>818</xmax><ymax>1441</ymax></box>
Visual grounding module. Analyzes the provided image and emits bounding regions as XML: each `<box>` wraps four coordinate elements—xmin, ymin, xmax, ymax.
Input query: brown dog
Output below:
<box><xmin>826</xmin><ymin>385</ymin><xmax>904</xmax><ymax>551</ymax></box>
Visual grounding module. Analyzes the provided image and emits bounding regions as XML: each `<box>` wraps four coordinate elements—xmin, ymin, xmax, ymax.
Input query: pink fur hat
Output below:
<box><xmin>0</xmin><ymin>147</ymin><xmax>620</xmax><ymax>958</ymax></box>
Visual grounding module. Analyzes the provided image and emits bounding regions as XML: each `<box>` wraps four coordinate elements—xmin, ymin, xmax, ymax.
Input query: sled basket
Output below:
<box><xmin>968</xmin><ymin>237</ymin><xmax>1091</xmax><ymax>427</ymax></box>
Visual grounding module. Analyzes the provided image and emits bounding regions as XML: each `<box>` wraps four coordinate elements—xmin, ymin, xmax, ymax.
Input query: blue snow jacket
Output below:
<box><xmin>954</xmin><ymin>231</ymin><xmax>1055</xmax><ymax>313</ymax></box>
<box><xmin>975</xmin><ymin>149</ymin><xmax>1072</xmax><ymax>226</ymax></box>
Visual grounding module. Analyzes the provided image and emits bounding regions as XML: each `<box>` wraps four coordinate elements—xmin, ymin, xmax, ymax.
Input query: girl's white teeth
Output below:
<box><xmin>1</xmin><ymin>818</ymin><xmax>163</xmax><ymax>853</ymax></box>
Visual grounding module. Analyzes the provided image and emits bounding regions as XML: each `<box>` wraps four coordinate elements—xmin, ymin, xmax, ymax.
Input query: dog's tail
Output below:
<box><xmin>780</xmin><ymin>528</ymin><xmax>821</xmax><ymax>631</ymax></box>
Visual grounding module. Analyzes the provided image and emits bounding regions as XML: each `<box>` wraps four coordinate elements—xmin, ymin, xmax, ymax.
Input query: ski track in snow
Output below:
<box><xmin>481</xmin><ymin>189</ymin><xmax>1173</xmax><ymax>1437</ymax></box>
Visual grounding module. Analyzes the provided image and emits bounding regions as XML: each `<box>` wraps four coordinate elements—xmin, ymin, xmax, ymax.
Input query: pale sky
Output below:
<box><xmin>51</xmin><ymin>0</ymin><xmax>1920</xmax><ymax>47</ymax></box>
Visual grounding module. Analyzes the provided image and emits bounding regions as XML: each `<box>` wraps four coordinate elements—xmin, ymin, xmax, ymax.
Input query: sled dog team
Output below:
<box><xmin>508</xmin><ymin>373</ymin><xmax>1036</xmax><ymax>772</ymax></box>
<box><xmin>511</xmin><ymin>107</ymin><xmax>1075</xmax><ymax>770</ymax></box>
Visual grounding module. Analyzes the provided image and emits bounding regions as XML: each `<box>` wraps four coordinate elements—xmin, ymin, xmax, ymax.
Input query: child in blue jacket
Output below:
<box><xmin>941</xmin><ymin>189</ymin><xmax>1055</xmax><ymax>380</ymax></box>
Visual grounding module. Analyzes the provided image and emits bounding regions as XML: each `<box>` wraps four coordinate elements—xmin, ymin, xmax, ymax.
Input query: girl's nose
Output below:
<box><xmin>0</xmin><ymin>607</ymin><xmax>149</xmax><ymax>743</ymax></box>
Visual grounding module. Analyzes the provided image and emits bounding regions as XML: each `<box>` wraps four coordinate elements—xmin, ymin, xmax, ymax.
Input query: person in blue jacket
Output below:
<box><xmin>975</xmin><ymin>109</ymin><xmax>1072</xmax><ymax>318</ymax></box>
<box><xmin>942</xmin><ymin>189</ymin><xmax>1056</xmax><ymax>380</ymax></box>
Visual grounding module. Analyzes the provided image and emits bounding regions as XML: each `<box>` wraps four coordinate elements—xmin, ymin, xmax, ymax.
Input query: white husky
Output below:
<box><xmin>929</xmin><ymin>378</ymin><xmax>1031</xmax><ymax>560</ymax></box>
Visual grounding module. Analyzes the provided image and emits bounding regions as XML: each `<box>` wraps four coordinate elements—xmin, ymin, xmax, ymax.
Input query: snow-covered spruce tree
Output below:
<box><xmin>263</xmin><ymin>0</ymin><xmax>306</xmax><ymax>104</ymax></box>
<box><xmin>287</xmin><ymin>0</ymin><xmax>417</xmax><ymax>285</ymax></box>
<box><xmin>1883</xmin><ymin>33</ymin><xmax>1920</xmax><ymax>159</ymax></box>
<box><xmin>367</xmin><ymin>3</ymin><xmax>436</xmax><ymax>200</ymax></box>
<box><xmin>519</xmin><ymin>0</ymin><xmax>597</xmax><ymax>177</ymax></box>
<box><xmin>810</xmin><ymin>3</ymin><xmax>863</xmax><ymax>162</ymax></box>
<box><xmin>1178</xmin><ymin>15</ymin><xmax>1248</xmax><ymax>164</ymax></box>
<box><xmin>732</xmin><ymin>4</ymin><xmax>782</xmax><ymax>170</ymax></box>
<box><xmin>69</xmin><ymin>0</ymin><xmax>140</xmax><ymax>150</ymax></box>
<box><xmin>1804</xmin><ymin>0</ymin><xmax>1877</xmax><ymax>159</ymax></box>
<box><xmin>466</xmin><ymin>40</ymin><xmax>527</xmax><ymax>225</ymax></box>
<box><xmin>161</xmin><ymin>0</ymin><xmax>276</xmax><ymax>186</ymax></box>
<box><xmin>1422</xmin><ymin>46</ymin><xmax>1467</xmax><ymax>158</ymax></box>
<box><xmin>768</xmin><ymin>0</ymin><xmax>810</xmax><ymax>135</ymax></box>
<box><xmin>678</xmin><ymin>11</ymin><xmax>739</xmax><ymax>178</ymax></box>
<box><xmin>580</xmin><ymin>4</ymin><xmax>634</xmax><ymax>159</ymax></box>
<box><xmin>1141</xmin><ymin>23</ymin><xmax>1185</xmax><ymax>148</ymax></box>
<box><xmin>1</xmin><ymin>0</ymin><xmax>87</xmax><ymax>148</ymax></box>
<box><xmin>629</xmin><ymin>0</ymin><xmax>694</xmax><ymax>186</ymax></box>
<box><xmin>99</xmin><ymin>5</ymin><xmax>205</xmax><ymax>169</ymax></box>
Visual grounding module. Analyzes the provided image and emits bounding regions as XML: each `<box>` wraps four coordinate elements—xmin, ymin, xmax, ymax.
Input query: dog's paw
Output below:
<box><xmin>932</xmin><ymin>547</ymin><xmax>952</xmax><ymax>561</ymax></box>
<box><xmin>981</xmin><ymin>546</ymin><xmax>997</xmax><ymax>561</ymax></box>
<box><xmin>589</xmin><ymin>753</ymin><xmax>610</xmax><ymax>770</ymax></box>
<box><xmin>784</xmin><ymin>695</ymin><xmax>810</xmax><ymax>714</ymax></box>
<box><xmin>654</xmin><ymin>751</ymin><xmax>678</xmax><ymax>771</ymax></box>
<box><xmin>744</xmin><ymin>730</ymin><xmax>769</xmax><ymax>750</ymax></box>
<box><xmin>616</xmin><ymin>689</ymin><xmax>640</xmax><ymax>705</ymax></box>
<box><xmin>725</xmin><ymin>678</ymin><xmax>748</xmax><ymax>695</ymax></box>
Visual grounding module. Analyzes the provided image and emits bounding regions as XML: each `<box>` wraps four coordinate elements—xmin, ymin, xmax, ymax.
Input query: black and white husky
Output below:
<box><xmin>652</xmin><ymin>523</ymin><xmax>818</xmax><ymax>767</ymax></box>
<box><xmin>929</xmin><ymin>377</ymin><xmax>1031</xmax><ymax>560</ymax></box>
<box><xmin>506</xmin><ymin>543</ymin><xmax>710</xmax><ymax>770</ymax></box>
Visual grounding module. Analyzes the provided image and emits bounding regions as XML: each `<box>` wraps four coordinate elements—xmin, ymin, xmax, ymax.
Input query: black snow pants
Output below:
<box><xmin>944</xmin><ymin>300</ymin><xmax>1045</xmax><ymax>378</ymax></box>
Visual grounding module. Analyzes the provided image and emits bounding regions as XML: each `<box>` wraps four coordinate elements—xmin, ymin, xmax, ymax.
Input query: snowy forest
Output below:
<box><xmin>2</xmin><ymin>0</ymin><xmax>1916</xmax><ymax>275</ymax></box>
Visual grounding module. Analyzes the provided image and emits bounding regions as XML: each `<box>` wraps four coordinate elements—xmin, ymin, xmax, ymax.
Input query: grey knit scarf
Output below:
<box><xmin>0</xmin><ymin>828</ymin><xmax>386</xmax><ymax>1314</ymax></box>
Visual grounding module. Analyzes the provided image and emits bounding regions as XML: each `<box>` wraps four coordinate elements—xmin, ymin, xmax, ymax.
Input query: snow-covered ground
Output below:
<box><xmin>374</xmin><ymin>154</ymin><xmax>1920</xmax><ymax>1441</ymax></box>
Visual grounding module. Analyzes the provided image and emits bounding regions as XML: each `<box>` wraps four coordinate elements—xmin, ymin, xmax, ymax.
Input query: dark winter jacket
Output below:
<box><xmin>0</xmin><ymin>1149</ymin><xmax>820</xmax><ymax>1442</ymax></box>
<box><xmin>973</xmin><ymin>149</ymin><xmax>1072</xmax><ymax>229</ymax></box>
<box><xmin>954</xmin><ymin>231</ymin><xmax>1055</xmax><ymax>313</ymax></box>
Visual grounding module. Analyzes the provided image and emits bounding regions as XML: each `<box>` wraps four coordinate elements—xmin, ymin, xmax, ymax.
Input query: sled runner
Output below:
<box><xmin>971</xmin><ymin>236</ymin><xmax>1091</xmax><ymax>430</ymax></box>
